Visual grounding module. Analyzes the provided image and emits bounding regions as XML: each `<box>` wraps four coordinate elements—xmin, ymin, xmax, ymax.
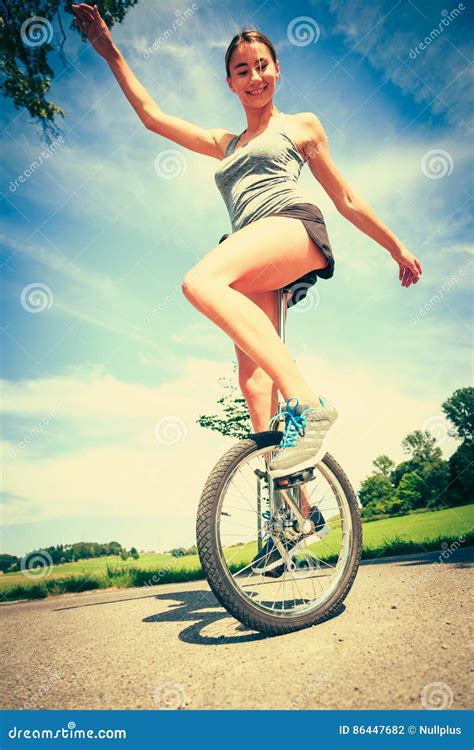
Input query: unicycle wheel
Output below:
<box><xmin>196</xmin><ymin>430</ymin><xmax>362</xmax><ymax>636</ymax></box>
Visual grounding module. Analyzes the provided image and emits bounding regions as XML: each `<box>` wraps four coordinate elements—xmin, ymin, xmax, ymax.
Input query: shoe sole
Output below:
<box><xmin>268</xmin><ymin>442</ymin><xmax>328</xmax><ymax>479</ymax></box>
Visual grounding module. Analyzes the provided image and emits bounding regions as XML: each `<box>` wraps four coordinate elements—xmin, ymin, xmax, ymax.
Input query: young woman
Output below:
<box><xmin>72</xmin><ymin>6</ymin><xmax>423</xmax><ymax>568</ymax></box>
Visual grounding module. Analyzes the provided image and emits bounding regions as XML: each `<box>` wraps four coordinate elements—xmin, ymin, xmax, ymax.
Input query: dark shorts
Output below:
<box><xmin>218</xmin><ymin>201</ymin><xmax>335</xmax><ymax>308</ymax></box>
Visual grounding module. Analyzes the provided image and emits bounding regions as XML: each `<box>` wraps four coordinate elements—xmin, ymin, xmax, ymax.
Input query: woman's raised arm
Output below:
<box><xmin>71</xmin><ymin>4</ymin><xmax>230</xmax><ymax>160</ymax></box>
<box><xmin>298</xmin><ymin>111</ymin><xmax>423</xmax><ymax>288</ymax></box>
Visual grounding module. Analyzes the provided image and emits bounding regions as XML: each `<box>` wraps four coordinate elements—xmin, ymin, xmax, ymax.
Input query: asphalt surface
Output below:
<box><xmin>1</xmin><ymin>548</ymin><xmax>472</xmax><ymax>711</ymax></box>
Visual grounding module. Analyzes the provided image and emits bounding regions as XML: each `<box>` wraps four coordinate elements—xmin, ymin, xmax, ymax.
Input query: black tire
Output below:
<box><xmin>196</xmin><ymin>431</ymin><xmax>362</xmax><ymax>636</ymax></box>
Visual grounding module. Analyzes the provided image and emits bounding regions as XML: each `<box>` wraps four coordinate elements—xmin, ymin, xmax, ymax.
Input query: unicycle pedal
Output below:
<box><xmin>271</xmin><ymin>466</ymin><xmax>316</xmax><ymax>490</ymax></box>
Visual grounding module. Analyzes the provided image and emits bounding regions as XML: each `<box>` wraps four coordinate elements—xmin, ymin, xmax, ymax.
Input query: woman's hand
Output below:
<box><xmin>390</xmin><ymin>245</ymin><xmax>423</xmax><ymax>288</ymax></box>
<box><xmin>72</xmin><ymin>3</ymin><xmax>115</xmax><ymax>60</ymax></box>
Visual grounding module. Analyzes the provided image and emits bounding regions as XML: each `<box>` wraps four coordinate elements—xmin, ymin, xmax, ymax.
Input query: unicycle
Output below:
<box><xmin>196</xmin><ymin>287</ymin><xmax>362</xmax><ymax>636</ymax></box>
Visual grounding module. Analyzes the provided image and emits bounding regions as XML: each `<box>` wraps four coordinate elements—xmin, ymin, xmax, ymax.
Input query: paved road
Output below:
<box><xmin>1</xmin><ymin>548</ymin><xmax>472</xmax><ymax>711</ymax></box>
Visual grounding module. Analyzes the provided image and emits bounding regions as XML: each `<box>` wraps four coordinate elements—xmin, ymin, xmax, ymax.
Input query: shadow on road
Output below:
<box><xmin>54</xmin><ymin>587</ymin><xmax>346</xmax><ymax>644</ymax></box>
<box><xmin>143</xmin><ymin>589</ymin><xmax>268</xmax><ymax>644</ymax></box>
<box><xmin>144</xmin><ymin>589</ymin><xmax>346</xmax><ymax>645</ymax></box>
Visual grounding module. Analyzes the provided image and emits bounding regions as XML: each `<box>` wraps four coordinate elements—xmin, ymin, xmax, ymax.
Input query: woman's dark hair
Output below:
<box><xmin>225</xmin><ymin>29</ymin><xmax>277</xmax><ymax>77</ymax></box>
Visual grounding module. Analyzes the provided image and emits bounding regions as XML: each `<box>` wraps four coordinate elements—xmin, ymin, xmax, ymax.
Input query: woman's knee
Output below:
<box><xmin>181</xmin><ymin>267</ymin><xmax>216</xmax><ymax>304</ymax></box>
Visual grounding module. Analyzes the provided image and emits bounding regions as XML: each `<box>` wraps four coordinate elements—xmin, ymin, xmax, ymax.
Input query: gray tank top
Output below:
<box><xmin>214</xmin><ymin>111</ymin><xmax>309</xmax><ymax>233</ymax></box>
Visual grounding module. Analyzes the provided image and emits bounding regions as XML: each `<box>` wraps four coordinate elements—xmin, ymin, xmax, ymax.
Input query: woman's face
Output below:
<box><xmin>226</xmin><ymin>41</ymin><xmax>280</xmax><ymax>108</ymax></box>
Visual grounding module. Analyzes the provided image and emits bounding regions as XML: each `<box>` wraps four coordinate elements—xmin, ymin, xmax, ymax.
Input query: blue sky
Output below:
<box><xmin>1</xmin><ymin>0</ymin><xmax>472</xmax><ymax>556</ymax></box>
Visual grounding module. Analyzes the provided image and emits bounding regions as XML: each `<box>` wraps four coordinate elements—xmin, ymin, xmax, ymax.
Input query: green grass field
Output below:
<box><xmin>1</xmin><ymin>504</ymin><xmax>472</xmax><ymax>601</ymax></box>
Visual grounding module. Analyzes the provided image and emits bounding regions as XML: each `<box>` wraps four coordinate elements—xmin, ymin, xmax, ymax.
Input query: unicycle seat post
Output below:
<box><xmin>274</xmin><ymin>287</ymin><xmax>289</xmax><ymax>419</ymax></box>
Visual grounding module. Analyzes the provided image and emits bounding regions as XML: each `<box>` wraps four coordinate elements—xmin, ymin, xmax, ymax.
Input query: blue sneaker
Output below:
<box><xmin>268</xmin><ymin>396</ymin><xmax>338</xmax><ymax>478</ymax></box>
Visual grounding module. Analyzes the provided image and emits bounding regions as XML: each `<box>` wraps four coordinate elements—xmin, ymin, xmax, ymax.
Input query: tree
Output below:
<box><xmin>0</xmin><ymin>1</ymin><xmax>138</xmax><ymax>140</ymax></box>
<box><xmin>120</xmin><ymin>548</ymin><xmax>129</xmax><ymax>560</ymax></box>
<box><xmin>447</xmin><ymin>441</ymin><xmax>474</xmax><ymax>506</ymax></box>
<box><xmin>401</xmin><ymin>430</ymin><xmax>442</xmax><ymax>464</ymax></box>
<box><xmin>129</xmin><ymin>547</ymin><xmax>139</xmax><ymax>559</ymax></box>
<box><xmin>358</xmin><ymin>473</ymin><xmax>394</xmax><ymax>508</ymax></box>
<box><xmin>442</xmin><ymin>387</ymin><xmax>474</xmax><ymax>444</ymax></box>
<box><xmin>197</xmin><ymin>362</ymin><xmax>251</xmax><ymax>440</ymax></box>
<box><xmin>0</xmin><ymin>553</ymin><xmax>19</xmax><ymax>573</ymax></box>
<box><xmin>170</xmin><ymin>547</ymin><xmax>186</xmax><ymax>558</ymax></box>
<box><xmin>108</xmin><ymin>541</ymin><xmax>122</xmax><ymax>556</ymax></box>
<box><xmin>393</xmin><ymin>471</ymin><xmax>425</xmax><ymax>510</ymax></box>
<box><xmin>391</xmin><ymin>429</ymin><xmax>449</xmax><ymax>508</ymax></box>
<box><xmin>372</xmin><ymin>455</ymin><xmax>395</xmax><ymax>478</ymax></box>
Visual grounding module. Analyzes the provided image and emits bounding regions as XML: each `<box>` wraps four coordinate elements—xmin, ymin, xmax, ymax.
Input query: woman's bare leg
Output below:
<box><xmin>235</xmin><ymin>289</ymin><xmax>313</xmax><ymax>517</ymax></box>
<box><xmin>182</xmin><ymin>215</ymin><xmax>328</xmax><ymax>407</ymax></box>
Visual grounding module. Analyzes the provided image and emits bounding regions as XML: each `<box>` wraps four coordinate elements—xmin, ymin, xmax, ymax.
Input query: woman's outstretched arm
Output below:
<box><xmin>72</xmin><ymin>3</ymin><xmax>231</xmax><ymax>159</ymax></box>
<box><xmin>298</xmin><ymin>112</ymin><xmax>423</xmax><ymax>288</ymax></box>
